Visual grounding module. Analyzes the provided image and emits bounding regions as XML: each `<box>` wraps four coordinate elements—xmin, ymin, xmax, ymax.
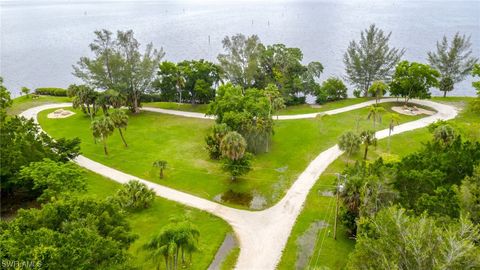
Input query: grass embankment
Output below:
<box><xmin>277</xmin><ymin>97</ymin><xmax>479</xmax><ymax>269</ymax></box>
<box><xmin>7</xmin><ymin>95</ymin><xmax>71</xmax><ymax>116</ymax></box>
<box><xmin>81</xmin><ymin>169</ymin><xmax>230</xmax><ymax>270</ymax></box>
<box><xmin>220</xmin><ymin>247</ymin><xmax>240</xmax><ymax>270</ymax></box>
<box><xmin>39</xmin><ymin>102</ymin><xmax>425</xmax><ymax>209</ymax></box>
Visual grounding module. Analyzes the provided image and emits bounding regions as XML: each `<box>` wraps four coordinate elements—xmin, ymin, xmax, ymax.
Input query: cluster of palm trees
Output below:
<box><xmin>339</xmin><ymin>105</ymin><xmax>401</xmax><ymax>163</ymax></box>
<box><xmin>91</xmin><ymin>109</ymin><xmax>129</xmax><ymax>155</ymax></box>
<box><xmin>142</xmin><ymin>218</ymin><xmax>200</xmax><ymax>270</ymax></box>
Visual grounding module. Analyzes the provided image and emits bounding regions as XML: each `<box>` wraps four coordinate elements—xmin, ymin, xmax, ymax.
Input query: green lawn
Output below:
<box><xmin>220</xmin><ymin>247</ymin><xmax>240</xmax><ymax>270</ymax></box>
<box><xmin>39</xmin><ymin>102</ymin><xmax>425</xmax><ymax>209</ymax></box>
<box><xmin>143</xmin><ymin>98</ymin><xmax>372</xmax><ymax>116</ymax></box>
<box><xmin>80</xmin><ymin>168</ymin><xmax>231</xmax><ymax>270</ymax></box>
<box><xmin>278</xmin><ymin>97</ymin><xmax>479</xmax><ymax>269</ymax></box>
<box><xmin>143</xmin><ymin>101</ymin><xmax>209</xmax><ymax>113</ymax></box>
<box><xmin>8</xmin><ymin>95</ymin><xmax>71</xmax><ymax>116</ymax></box>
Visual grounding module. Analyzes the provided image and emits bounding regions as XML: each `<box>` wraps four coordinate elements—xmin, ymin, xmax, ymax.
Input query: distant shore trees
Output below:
<box><xmin>73</xmin><ymin>29</ymin><xmax>164</xmax><ymax>113</ymax></box>
<box><xmin>428</xmin><ymin>33</ymin><xmax>478</xmax><ymax>97</ymax></box>
<box><xmin>344</xmin><ymin>24</ymin><xmax>405</xmax><ymax>97</ymax></box>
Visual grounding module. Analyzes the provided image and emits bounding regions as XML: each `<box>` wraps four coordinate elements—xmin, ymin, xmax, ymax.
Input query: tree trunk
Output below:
<box><xmin>443</xmin><ymin>90</ymin><xmax>447</xmax><ymax>98</ymax></box>
<box><xmin>160</xmin><ymin>168</ymin><xmax>164</xmax><ymax>179</ymax></box>
<box><xmin>133</xmin><ymin>94</ymin><xmax>140</xmax><ymax>113</ymax></box>
<box><xmin>118</xmin><ymin>128</ymin><xmax>128</xmax><ymax>147</ymax></box>
<box><xmin>103</xmin><ymin>139</ymin><xmax>108</xmax><ymax>155</ymax></box>
<box><xmin>363</xmin><ymin>145</ymin><xmax>368</xmax><ymax>160</ymax></box>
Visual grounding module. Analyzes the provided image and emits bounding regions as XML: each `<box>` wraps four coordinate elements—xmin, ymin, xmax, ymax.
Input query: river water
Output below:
<box><xmin>1</xmin><ymin>0</ymin><xmax>479</xmax><ymax>97</ymax></box>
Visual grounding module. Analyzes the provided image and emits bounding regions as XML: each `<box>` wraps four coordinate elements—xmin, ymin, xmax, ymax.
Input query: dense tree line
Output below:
<box><xmin>336</xmin><ymin>123</ymin><xmax>480</xmax><ymax>268</ymax></box>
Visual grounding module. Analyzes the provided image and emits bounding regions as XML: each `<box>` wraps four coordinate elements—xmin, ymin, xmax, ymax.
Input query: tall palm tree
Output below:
<box><xmin>360</xmin><ymin>130</ymin><xmax>377</xmax><ymax>160</ymax></box>
<box><xmin>110</xmin><ymin>109</ymin><xmax>129</xmax><ymax>147</ymax></box>
<box><xmin>368</xmin><ymin>80</ymin><xmax>388</xmax><ymax>104</ymax></box>
<box><xmin>220</xmin><ymin>131</ymin><xmax>247</xmax><ymax>161</ymax></box>
<box><xmin>91</xmin><ymin>116</ymin><xmax>115</xmax><ymax>155</ymax></box>
<box><xmin>367</xmin><ymin>105</ymin><xmax>385</xmax><ymax>129</ymax></box>
<box><xmin>153</xmin><ymin>160</ymin><xmax>168</xmax><ymax>179</ymax></box>
<box><xmin>387</xmin><ymin>113</ymin><xmax>400</xmax><ymax>152</ymax></box>
<box><xmin>142</xmin><ymin>220</ymin><xmax>199</xmax><ymax>270</ymax></box>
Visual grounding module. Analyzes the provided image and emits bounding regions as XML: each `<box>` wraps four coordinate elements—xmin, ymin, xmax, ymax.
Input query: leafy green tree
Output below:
<box><xmin>220</xmin><ymin>131</ymin><xmax>252</xmax><ymax>180</ymax></box>
<box><xmin>457</xmin><ymin>165</ymin><xmax>480</xmax><ymax>224</ymax></box>
<box><xmin>259</xmin><ymin>43</ymin><xmax>323</xmax><ymax>103</ymax></box>
<box><xmin>316</xmin><ymin>77</ymin><xmax>347</xmax><ymax>104</ymax></box>
<box><xmin>366</xmin><ymin>105</ymin><xmax>385</xmax><ymax>129</ymax></box>
<box><xmin>217</xmin><ymin>34</ymin><xmax>265</xmax><ymax>90</ymax></box>
<box><xmin>1</xmin><ymin>115</ymin><xmax>80</xmax><ymax>206</ymax></box>
<box><xmin>389</xmin><ymin>61</ymin><xmax>440</xmax><ymax>105</ymax></box>
<box><xmin>344</xmin><ymin>24</ymin><xmax>405</xmax><ymax>96</ymax></box>
<box><xmin>178</xmin><ymin>59</ymin><xmax>221</xmax><ymax>104</ymax></box>
<box><xmin>142</xmin><ymin>218</ymin><xmax>199</xmax><ymax>270</ymax></box>
<box><xmin>207</xmin><ymin>84</ymin><xmax>274</xmax><ymax>153</ymax></box>
<box><xmin>73</xmin><ymin>29</ymin><xmax>164</xmax><ymax>113</ymax></box>
<box><xmin>21</xmin><ymin>86</ymin><xmax>30</xmax><ymax>97</ymax></box>
<box><xmin>91</xmin><ymin>116</ymin><xmax>115</xmax><ymax>155</ymax></box>
<box><xmin>471</xmin><ymin>64</ymin><xmax>480</xmax><ymax>112</ymax></box>
<box><xmin>394</xmin><ymin>136</ymin><xmax>480</xmax><ymax>218</ymax></box>
<box><xmin>387</xmin><ymin>113</ymin><xmax>400</xmax><ymax>151</ymax></box>
<box><xmin>155</xmin><ymin>61</ymin><xmax>185</xmax><ymax>102</ymax></box>
<box><xmin>0</xmin><ymin>197</ymin><xmax>137</xmax><ymax>269</ymax></box>
<box><xmin>348</xmin><ymin>207</ymin><xmax>480</xmax><ymax>270</ymax></box>
<box><xmin>18</xmin><ymin>159</ymin><xmax>86</xmax><ymax>202</ymax></box>
<box><xmin>0</xmin><ymin>77</ymin><xmax>12</xmax><ymax>122</ymax></box>
<box><xmin>110</xmin><ymin>109</ymin><xmax>129</xmax><ymax>147</ymax></box>
<box><xmin>360</xmin><ymin>130</ymin><xmax>377</xmax><ymax>160</ymax></box>
<box><xmin>205</xmin><ymin>123</ymin><xmax>230</xmax><ymax>160</ymax></box>
<box><xmin>115</xmin><ymin>180</ymin><xmax>155</xmax><ymax>210</ymax></box>
<box><xmin>368</xmin><ymin>80</ymin><xmax>388</xmax><ymax>104</ymax></box>
<box><xmin>428</xmin><ymin>33</ymin><xmax>478</xmax><ymax>97</ymax></box>
<box><xmin>338</xmin><ymin>131</ymin><xmax>361</xmax><ymax>164</ymax></box>
<box><xmin>68</xmin><ymin>84</ymin><xmax>98</xmax><ymax>120</ymax></box>
<box><xmin>153</xmin><ymin>160</ymin><xmax>168</xmax><ymax>179</ymax></box>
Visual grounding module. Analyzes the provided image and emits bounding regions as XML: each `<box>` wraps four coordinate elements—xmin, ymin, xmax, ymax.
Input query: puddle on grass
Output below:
<box><xmin>296</xmin><ymin>220</ymin><xmax>329</xmax><ymax>270</ymax></box>
<box><xmin>214</xmin><ymin>190</ymin><xmax>267</xmax><ymax>210</ymax></box>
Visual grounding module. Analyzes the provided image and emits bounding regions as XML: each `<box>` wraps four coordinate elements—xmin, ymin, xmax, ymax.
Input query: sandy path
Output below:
<box><xmin>20</xmin><ymin>99</ymin><xmax>457</xmax><ymax>270</ymax></box>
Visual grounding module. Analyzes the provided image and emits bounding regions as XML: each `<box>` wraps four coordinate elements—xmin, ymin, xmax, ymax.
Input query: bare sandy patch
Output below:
<box><xmin>392</xmin><ymin>105</ymin><xmax>435</xmax><ymax>116</ymax></box>
<box><xmin>47</xmin><ymin>109</ymin><xmax>75</xmax><ymax>119</ymax></box>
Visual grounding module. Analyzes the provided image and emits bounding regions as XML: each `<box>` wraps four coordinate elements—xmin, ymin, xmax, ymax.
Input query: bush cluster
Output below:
<box><xmin>35</xmin><ymin>87</ymin><xmax>68</xmax><ymax>96</ymax></box>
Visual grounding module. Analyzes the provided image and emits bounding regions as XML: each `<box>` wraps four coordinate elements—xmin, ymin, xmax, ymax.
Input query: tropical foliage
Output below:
<box><xmin>115</xmin><ymin>180</ymin><xmax>155</xmax><ymax>210</ymax></box>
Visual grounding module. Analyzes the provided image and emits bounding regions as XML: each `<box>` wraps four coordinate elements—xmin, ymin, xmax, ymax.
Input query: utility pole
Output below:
<box><xmin>334</xmin><ymin>173</ymin><xmax>346</xmax><ymax>240</ymax></box>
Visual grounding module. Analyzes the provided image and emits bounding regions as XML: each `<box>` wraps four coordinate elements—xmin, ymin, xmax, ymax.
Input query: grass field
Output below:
<box><xmin>80</xmin><ymin>168</ymin><xmax>231</xmax><ymax>270</ymax></box>
<box><xmin>143</xmin><ymin>98</ymin><xmax>372</xmax><ymax>116</ymax></box>
<box><xmin>38</xmin><ymin>102</ymin><xmax>424</xmax><ymax>209</ymax></box>
<box><xmin>277</xmin><ymin>97</ymin><xmax>479</xmax><ymax>269</ymax></box>
<box><xmin>7</xmin><ymin>95</ymin><xmax>71</xmax><ymax>116</ymax></box>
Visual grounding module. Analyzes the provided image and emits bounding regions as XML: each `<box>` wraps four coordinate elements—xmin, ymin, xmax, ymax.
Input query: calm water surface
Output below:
<box><xmin>1</xmin><ymin>0</ymin><xmax>479</xmax><ymax>96</ymax></box>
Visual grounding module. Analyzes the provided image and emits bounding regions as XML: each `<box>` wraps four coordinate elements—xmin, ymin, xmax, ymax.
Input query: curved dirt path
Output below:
<box><xmin>21</xmin><ymin>99</ymin><xmax>457</xmax><ymax>270</ymax></box>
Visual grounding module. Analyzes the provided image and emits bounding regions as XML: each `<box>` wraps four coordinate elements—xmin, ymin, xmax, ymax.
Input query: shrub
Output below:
<box><xmin>140</xmin><ymin>93</ymin><xmax>164</xmax><ymax>102</ymax></box>
<box><xmin>115</xmin><ymin>180</ymin><xmax>155</xmax><ymax>210</ymax></box>
<box><xmin>35</xmin><ymin>87</ymin><xmax>68</xmax><ymax>96</ymax></box>
<box><xmin>353</xmin><ymin>89</ymin><xmax>362</xmax><ymax>98</ymax></box>
<box><xmin>285</xmin><ymin>96</ymin><xmax>306</xmax><ymax>106</ymax></box>
<box><xmin>316</xmin><ymin>77</ymin><xmax>348</xmax><ymax>102</ymax></box>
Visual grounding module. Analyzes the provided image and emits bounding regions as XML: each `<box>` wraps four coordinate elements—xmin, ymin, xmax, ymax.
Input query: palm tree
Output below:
<box><xmin>360</xmin><ymin>130</ymin><xmax>377</xmax><ymax>160</ymax></box>
<box><xmin>110</xmin><ymin>109</ymin><xmax>129</xmax><ymax>147</ymax></box>
<box><xmin>220</xmin><ymin>131</ymin><xmax>247</xmax><ymax>161</ymax></box>
<box><xmin>367</xmin><ymin>105</ymin><xmax>385</xmax><ymax>129</ymax></box>
<box><xmin>142</xmin><ymin>220</ymin><xmax>199</xmax><ymax>270</ymax></box>
<box><xmin>338</xmin><ymin>131</ymin><xmax>362</xmax><ymax>165</ymax></box>
<box><xmin>433</xmin><ymin>124</ymin><xmax>457</xmax><ymax>145</ymax></box>
<box><xmin>91</xmin><ymin>116</ymin><xmax>115</xmax><ymax>155</ymax></box>
<box><xmin>387</xmin><ymin>113</ymin><xmax>400</xmax><ymax>152</ymax></box>
<box><xmin>368</xmin><ymin>81</ymin><xmax>388</xmax><ymax>104</ymax></box>
<box><xmin>153</xmin><ymin>160</ymin><xmax>168</xmax><ymax>179</ymax></box>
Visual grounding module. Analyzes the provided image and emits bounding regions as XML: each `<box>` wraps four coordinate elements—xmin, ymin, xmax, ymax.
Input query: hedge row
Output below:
<box><xmin>35</xmin><ymin>87</ymin><xmax>68</xmax><ymax>96</ymax></box>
